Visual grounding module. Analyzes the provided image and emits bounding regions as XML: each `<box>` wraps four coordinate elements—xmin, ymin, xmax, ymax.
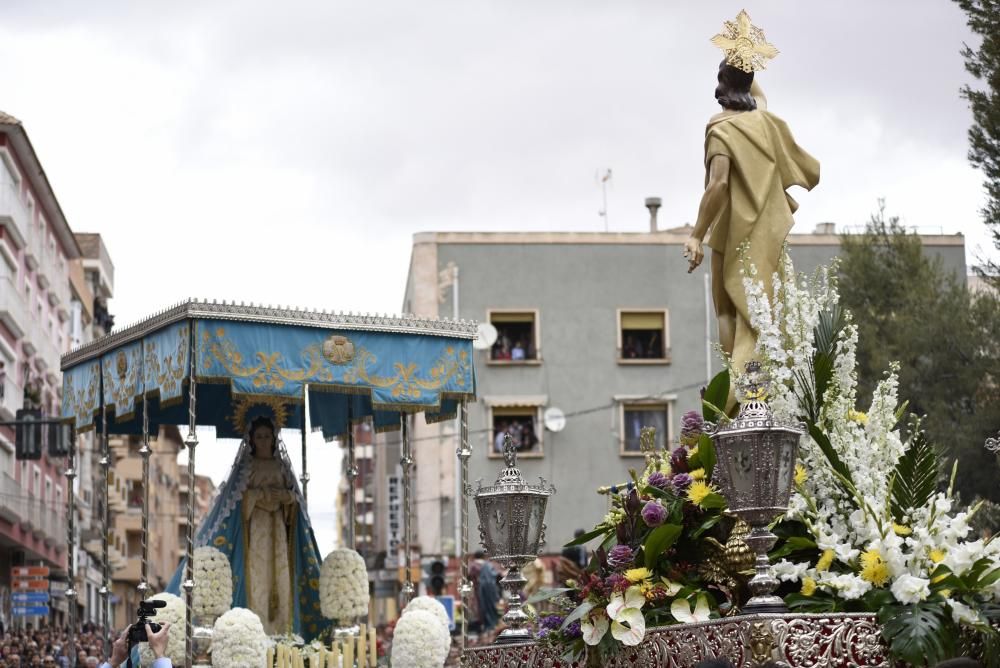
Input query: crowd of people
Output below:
<box><xmin>0</xmin><ymin>623</ymin><xmax>92</xmax><ymax>667</ymax></box>
<box><xmin>0</xmin><ymin>622</ymin><xmax>171</xmax><ymax>668</ymax></box>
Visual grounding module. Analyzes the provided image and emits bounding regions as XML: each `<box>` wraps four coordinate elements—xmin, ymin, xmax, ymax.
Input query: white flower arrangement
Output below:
<box><xmin>211</xmin><ymin>607</ymin><xmax>267</xmax><ymax>668</ymax></box>
<box><xmin>390</xmin><ymin>609</ymin><xmax>449</xmax><ymax>668</ymax></box>
<box><xmin>138</xmin><ymin>592</ymin><xmax>186</xmax><ymax>667</ymax></box>
<box><xmin>193</xmin><ymin>546</ymin><xmax>233</xmax><ymax>619</ymax></box>
<box><xmin>402</xmin><ymin>596</ymin><xmax>450</xmax><ymax>637</ymax></box>
<box><xmin>741</xmin><ymin>253</ymin><xmax>1000</xmax><ymax>629</ymax></box>
<box><xmin>319</xmin><ymin>549</ymin><xmax>369</xmax><ymax>622</ymax></box>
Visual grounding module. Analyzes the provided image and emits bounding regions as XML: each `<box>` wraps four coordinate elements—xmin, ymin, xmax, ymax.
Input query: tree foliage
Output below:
<box><xmin>838</xmin><ymin>203</ymin><xmax>1000</xmax><ymax>505</ymax></box>
<box><xmin>954</xmin><ymin>0</ymin><xmax>1000</xmax><ymax>279</ymax></box>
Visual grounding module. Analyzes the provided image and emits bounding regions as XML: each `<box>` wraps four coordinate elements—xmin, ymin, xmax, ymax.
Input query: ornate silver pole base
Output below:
<box><xmin>495</xmin><ymin>560</ymin><xmax>532</xmax><ymax>644</ymax></box>
<box><xmin>334</xmin><ymin>620</ymin><xmax>361</xmax><ymax>639</ymax></box>
<box><xmin>741</xmin><ymin>525</ymin><xmax>786</xmax><ymax>614</ymax></box>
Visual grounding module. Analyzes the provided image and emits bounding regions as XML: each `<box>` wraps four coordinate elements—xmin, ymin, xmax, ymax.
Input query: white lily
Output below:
<box><xmin>670</xmin><ymin>594</ymin><xmax>711</xmax><ymax>624</ymax></box>
<box><xmin>580</xmin><ymin>614</ymin><xmax>609</xmax><ymax>646</ymax></box>
<box><xmin>606</xmin><ymin>585</ymin><xmax>646</xmax><ymax>646</ymax></box>
<box><xmin>660</xmin><ymin>578</ymin><xmax>682</xmax><ymax>596</ymax></box>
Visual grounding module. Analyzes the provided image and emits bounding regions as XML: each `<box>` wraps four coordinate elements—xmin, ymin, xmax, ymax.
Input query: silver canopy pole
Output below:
<box><xmin>138</xmin><ymin>390</ymin><xmax>151</xmax><ymax>600</ymax></box>
<box><xmin>346</xmin><ymin>402</ymin><xmax>357</xmax><ymax>549</ymax></box>
<box><xmin>457</xmin><ymin>401</ymin><xmax>471</xmax><ymax>661</ymax></box>
<box><xmin>182</xmin><ymin>325</ymin><xmax>198</xmax><ymax>668</ymax></box>
<box><xmin>99</xmin><ymin>390</ymin><xmax>111</xmax><ymax>655</ymax></box>
<box><xmin>300</xmin><ymin>383</ymin><xmax>309</xmax><ymax>509</ymax></box>
<box><xmin>400</xmin><ymin>415</ymin><xmax>415</xmax><ymax>602</ymax></box>
<box><xmin>64</xmin><ymin>427</ymin><xmax>78</xmax><ymax>667</ymax></box>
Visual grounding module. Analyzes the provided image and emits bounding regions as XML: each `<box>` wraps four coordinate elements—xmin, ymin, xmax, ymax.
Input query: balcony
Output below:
<box><xmin>0</xmin><ymin>275</ymin><xmax>29</xmax><ymax>339</ymax></box>
<box><xmin>0</xmin><ymin>182</ymin><xmax>30</xmax><ymax>247</ymax></box>
<box><xmin>0</xmin><ymin>472</ymin><xmax>24</xmax><ymax>523</ymax></box>
<box><xmin>0</xmin><ymin>371</ymin><xmax>23</xmax><ymax>422</ymax></box>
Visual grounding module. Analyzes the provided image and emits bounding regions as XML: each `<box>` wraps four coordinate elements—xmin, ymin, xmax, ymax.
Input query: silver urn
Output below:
<box><xmin>474</xmin><ymin>434</ymin><xmax>555</xmax><ymax>644</ymax></box>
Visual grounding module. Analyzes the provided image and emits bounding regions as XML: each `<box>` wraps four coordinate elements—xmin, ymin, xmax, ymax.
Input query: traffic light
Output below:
<box><xmin>428</xmin><ymin>558</ymin><xmax>446</xmax><ymax>596</ymax></box>
<box><xmin>15</xmin><ymin>409</ymin><xmax>42</xmax><ymax>460</ymax></box>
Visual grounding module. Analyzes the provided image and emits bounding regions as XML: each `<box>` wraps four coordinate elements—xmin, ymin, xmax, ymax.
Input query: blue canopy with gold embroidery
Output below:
<box><xmin>59</xmin><ymin>300</ymin><xmax>477</xmax><ymax>439</ymax></box>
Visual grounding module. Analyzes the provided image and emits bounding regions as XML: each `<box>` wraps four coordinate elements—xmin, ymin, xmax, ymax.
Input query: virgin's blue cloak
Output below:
<box><xmin>167</xmin><ymin>438</ymin><xmax>331</xmax><ymax>641</ymax></box>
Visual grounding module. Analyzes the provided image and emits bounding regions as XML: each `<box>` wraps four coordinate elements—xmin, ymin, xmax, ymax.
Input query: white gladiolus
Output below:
<box><xmin>740</xmin><ymin>254</ymin><xmax>1000</xmax><ymax>610</ymax></box>
<box><xmin>390</xmin><ymin>609</ymin><xmax>449</xmax><ymax>668</ymax></box>
<box><xmin>890</xmin><ymin>575</ymin><xmax>930</xmax><ymax>605</ymax></box>
<box><xmin>319</xmin><ymin>549</ymin><xmax>369</xmax><ymax>621</ymax></box>
<box><xmin>138</xmin><ymin>593</ymin><xmax>186</xmax><ymax>667</ymax></box>
<box><xmin>193</xmin><ymin>546</ymin><xmax>233</xmax><ymax>618</ymax></box>
<box><xmin>211</xmin><ymin>607</ymin><xmax>267</xmax><ymax>668</ymax></box>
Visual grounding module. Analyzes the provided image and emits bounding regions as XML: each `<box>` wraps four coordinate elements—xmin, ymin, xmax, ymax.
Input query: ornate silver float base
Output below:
<box><xmin>465</xmin><ymin>613</ymin><xmax>891</xmax><ymax>668</ymax></box>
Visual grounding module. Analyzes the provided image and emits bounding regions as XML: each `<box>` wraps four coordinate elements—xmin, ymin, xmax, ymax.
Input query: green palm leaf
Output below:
<box><xmin>889</xmin><ymin>417</ymin><xmax>939</xmax><ymax>524</ymax></box>
<box><xmin>879</xmin><ymin>601</ymin><xmax>954</xmax><ymax>666</ymax></box>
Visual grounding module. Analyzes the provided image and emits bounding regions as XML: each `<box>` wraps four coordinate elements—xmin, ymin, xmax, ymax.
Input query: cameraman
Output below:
<box><xmin>99</xmin><ymin>622</ymin><xmax>172</xmax><ymax>668</ymax></box>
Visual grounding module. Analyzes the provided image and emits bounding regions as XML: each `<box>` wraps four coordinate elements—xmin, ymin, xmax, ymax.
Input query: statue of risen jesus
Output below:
<box><xmin>684</xmin><ymin>58</ymin><xmax>820</xmax><ymax>381</ymax></box>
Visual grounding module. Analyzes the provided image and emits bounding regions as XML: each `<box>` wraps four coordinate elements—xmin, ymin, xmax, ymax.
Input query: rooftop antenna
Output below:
<box><xmin>597</xmin><ymin>168</ymin><xmax>612</xmax><ymax>231</ymax></box>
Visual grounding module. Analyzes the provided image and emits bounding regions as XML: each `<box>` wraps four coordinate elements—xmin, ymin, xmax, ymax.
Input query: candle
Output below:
<box><xmin>277</xmin><ymin>645</ymin><xmax>285</xmax><ymax>668</ymax></box>
<box><xmin>330</xmin><ymin>641</ymin><xmax>340</xmax><ymax>668</ymax></box>
<box><xmin>358</xmin><ymin>624</ymin><xmax>367</xmax><ymax>668</ymax></box>
<box><xmin>369</xmin><ymin>626</ymin><xmax>377</xmax><ymax>665</ymax></box>
<box><xmin>344</xmin><ymin>637</ymin><xmax>354</xmax><ymax>668</ymax></box>
<box><xmin>267</xmin><ymin>647</ymin><xmax>274</xmax><ymax>668</ymax></box>
<box><xmin>292</xmin><ymin>647</ymin><xmax>301</xmax><ymax>668</ymax></box>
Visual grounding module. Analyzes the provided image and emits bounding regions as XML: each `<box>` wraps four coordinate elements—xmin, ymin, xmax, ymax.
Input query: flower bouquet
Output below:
<box><xmin>390</xmin><ymin>608</ymin><xmax>450</xmax><ymax>668</ymax></box>
<box><xmin>193</xmin><ymin>546</ymin><xmax>233</xmax><ymax>621</ymax></box>
<box><xmin>319</xmin><ymin>548</ymin><xmax>369</xmax><ymax>631</ymax></box>
<box><xmin>211</xmin><ymin>607</ymin><xmax>267</xmax><ymax>668</ymax></box>
<box><xmin>535</xmin><ymin>390</ymin><xmax>742</xmax><ymax>663</ymax></box>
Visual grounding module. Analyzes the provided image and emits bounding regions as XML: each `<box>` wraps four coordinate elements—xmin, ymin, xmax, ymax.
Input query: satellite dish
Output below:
<box><xmin>473</xmin><ymin>322</ymin><xmax>498</xmax><ymax>350</ymax></box>
<box><xmin>543</xmin><ymin>407</ymin><xmax>566</xmax><ymax>433</ymax></box>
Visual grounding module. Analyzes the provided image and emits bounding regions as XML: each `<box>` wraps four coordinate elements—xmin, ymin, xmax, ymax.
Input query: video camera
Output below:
<box><xmin>127</xmin><ymin>599</ymin><xmax>166</xmax><ymax>645</ymax></box>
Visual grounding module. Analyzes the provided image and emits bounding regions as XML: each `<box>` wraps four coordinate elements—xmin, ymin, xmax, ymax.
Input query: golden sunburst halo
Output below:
<box><xmin>711</xmin><ymin>9</ymin><xmax>779</xmax><ymax>73</ymax></box>
<box><xmin>229</xmin><ymin>394</ymin><xmax>291</xmax><ymax>435</ymax></box>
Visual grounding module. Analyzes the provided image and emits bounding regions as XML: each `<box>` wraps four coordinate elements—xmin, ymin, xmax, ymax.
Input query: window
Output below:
<box><xmin>620</xmin><ymin>402</ymin><xmax>673</xmax><ymax>456</ymax></box>
<box><xmin>618</xmin><ymin>310</ymin><xmax>670</xmax><ymax>363</ymax></box>
<box><xmin>126</xmin><ymin>530</ymin><xmax>142</xmax><ymax>557</ymax></box>
<box><xmin>487</xmin><ymin>402</ymin><xmax>544</xmax><ymax>458</ymax></box>
<box><xmin>44</xmin><ymin>475</ymin><xmax>52</xmax><ymax>502</ymax></box>
<box><xmin>127</xmin><ymin>480</ymin><xmax>144</xmax><ymax>509</ymax></box>
<box><xmin>487</xmin><ymin>310</ymin><xmax>539</xmax><ymax>363</ymax></box>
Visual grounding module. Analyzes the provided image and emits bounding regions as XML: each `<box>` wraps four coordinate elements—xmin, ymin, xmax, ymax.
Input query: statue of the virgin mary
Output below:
<box><xmin>168</xmin><ymin>413</ymin><xmax>330</xmax><ymax>640</ymax></box>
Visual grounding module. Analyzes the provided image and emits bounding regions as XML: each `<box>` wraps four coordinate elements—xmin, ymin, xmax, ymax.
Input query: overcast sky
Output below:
<box><xmin>2</xmin><ymin>1</ymin><xmax>993</xmax><ymax>554</ymax></box>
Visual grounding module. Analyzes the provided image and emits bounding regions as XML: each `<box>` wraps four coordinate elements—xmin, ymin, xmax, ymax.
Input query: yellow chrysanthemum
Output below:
<box><xmin>625</xmin><ymin>567</ymin><xmax>653</xmax><ymax>583</ymax></box>
<box><xmin>816</xmin><ymin>549</ymin><xmax>835</xmax><ymax>573</ymax></box>
<box><xmin>687</xmin><ymin>481</ymin><xmax>714</xmax><ymax>506</ymax></box>
<box><xmin>800</xmin><ymin>577</ymin><xmax>817</xmax><ymax>597</ymax></box>
<box><xmin>929</xmin><ymin>549</ymin><xmax>946</xmax><ymax>564</ymax></box>
<box><xmin>859</xmin><ymin>549</ymin><xmax>890</xmax><ymax>587</ymax></box>
<box><xmin>939</xmin><ymin>588</ymin><xmax>951</xmax><ymax>598</ymax></box>
<box><xmin>892</xmin><ymin>523</ymin><xmax>911</xmax><ymax>537</ymax></box>
<box><xmin>848</xmin><ymin>409</ymin><xmax>868</xmax><ymax>425</ymax></box>
<box><xmin>689</xmin><ymin>468</ymin><xmax>706</xmax><ymax>481</ymax></box>
<box><xmin>794</xmin><ymin>463</ymin><xmax>807</xmax><ymax>486</ymax></box>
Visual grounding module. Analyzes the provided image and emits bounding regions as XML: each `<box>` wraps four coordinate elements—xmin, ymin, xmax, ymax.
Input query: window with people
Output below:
<box><xmin>621</xmin><ymin>403</ymin><xmax>671</xmax><ymax>455</ymax></box>
<box><xmin>488</xmin><ymin>311</ymin><xmax>538</xmax><ymax>362</ymax></box>
<box><xmin>618</xmin><ymin>310</ymin><xmax>669</xmax><ymax>362</ymax></box>
<box><xmin>490</xmin><ymin>408</ymin><xmax>542</xmax><ymax>458</ymax></box>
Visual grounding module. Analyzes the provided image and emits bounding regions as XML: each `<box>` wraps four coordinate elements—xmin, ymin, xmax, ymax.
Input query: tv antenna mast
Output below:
<box><xmin>597</xmin><ymin>168</ymin><xmax>612</xmax><ymax>231</ymax></box>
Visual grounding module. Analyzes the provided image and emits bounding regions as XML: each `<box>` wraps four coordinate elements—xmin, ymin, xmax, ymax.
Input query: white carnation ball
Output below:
<box><xmin>391</xmin><ymin>609</ymin><xmax>450</xmax><ymax>668</ymax></box>
<box><xmin>211</xmin><ymin>607</ymin><xmax>267</xmax><ymax>668</ymax></box>
<box><xmin>138</xmin><ymin>592</ymin><xmax>186</xmax><ymax>667</ymax></box>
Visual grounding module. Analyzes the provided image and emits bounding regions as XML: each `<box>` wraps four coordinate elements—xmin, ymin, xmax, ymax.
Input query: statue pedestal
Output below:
<box><xmin>464</xmin><ymin>613</ymin><xmax>890</xmax><ymax>668</ymax></box>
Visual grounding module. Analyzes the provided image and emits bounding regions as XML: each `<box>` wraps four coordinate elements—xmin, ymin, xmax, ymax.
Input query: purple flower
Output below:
<box><xmin>564</xmin><ymin>621</ymin><xmax>582</xmax><ymax>639</ymax></box>
<box><xmin>680</xmin><ymin>410</ymin><xmax>705</xmax><ymax>442</ymax></box>
<box><xmin>605</xmin><ymin>573</ymin><xmax>628</xmax><ymax>591</ymax></box>
<box><xmin>670</xmin><ymin>447</ymin><xmax>690</xmax><ymax>474</ymax></box>
<box><xmin>670</xmin><ymin>473</ymin><xmax>694</xmax><ymax>494</ymax></box>
<box><xmin>647</xmin><ymin>471</ymin><xmax>670</xmax><ymax>490</ymax></box>
<box><xmin>641</xmin><ymin>500</ymin><xmax>667</xmax><ymax>527</ymax></box>
<box><xmin>536</xmin><ymin>628</ymin><xmax>550</xmax><ymax>640</ymax></box>
<box><xmin>607</xmin><ymin>544</ymin><xmax>635</xmax><ymax>570</ymax></box>
<box><xmin>539</xmin><ymin>615</ymin><xmax>564</xmax><ymax>631</ymax></box>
